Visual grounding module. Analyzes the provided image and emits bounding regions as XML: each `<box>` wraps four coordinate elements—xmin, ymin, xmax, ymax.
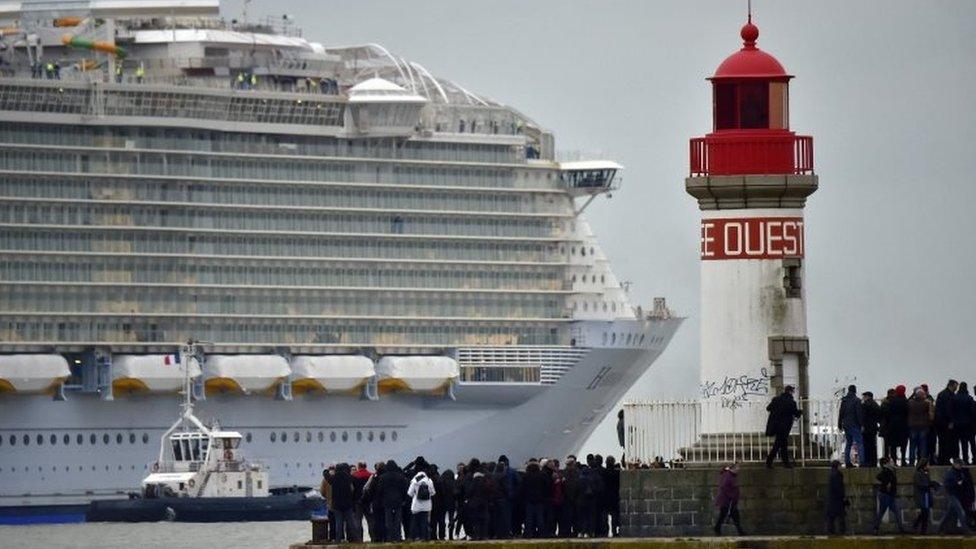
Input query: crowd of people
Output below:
<box><xmin>317</xmin><ymin>454</ymin><xmax>622</xmax><ymax>542</ymax></box>
<box><xmin>761</xmin><ymin>379</ymin><xmax>976</xmax><ymax>469</ymax></box>
<box><xmin>835</xmin><ymin>379</ymin><xmax>976</xmax><ymax>468</ymax></box>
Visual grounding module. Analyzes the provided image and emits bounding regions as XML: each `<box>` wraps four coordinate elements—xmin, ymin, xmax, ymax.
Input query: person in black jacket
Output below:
<box><xmin>885</xmin><ymin>385</ymin><xmax>910</xmax><ymax>465</ymax></box>
<box><xmin>825</xmin><ymin>460</ymin><xmax>847</xmax><ymax>534</ymax></box>
<box><xmin>952</xmin><ymin>382</ymin><xmax>976</xmax><ymax>464</ymax></box>
<box><xmin>873</xmin><ymin>457</ymin><xmax>906</xmax><ymax>534</ymax></box>
<box><xmin>765</xmin><ymin>386</ymin><xmax>802</xmax><ymax>468</ymax></box>
<box><xmin>935</xmin><ymin>379</ymin><xmax>959</xmax><ymax>465</ymax></box>
<box><xmin>462</xmin><ymin>459</ymin><xmax>490</xmax><ymax>540</ymax></box>
<box><xmin>520</xmin><ymin>459</ymin><xmax>550</xmax><ymax>538</ymax></box>
<box><xmin>377</xmin><ymin>459</ymin><xmax>408</xmax><ymax>541</ymax></box>
<box><xmin>861</xmin><ymin>391</ymin><xmax>882</xmax><ymax>467</ymax></box>
<box><xmin>330</xmin><ymin>463</ymin><xmax>357</xmax><ymax>542</ymax></box>
<box><xmin>603</xmin><ymin>456</ymin><xmax>621</xmax><ymax>537</ymax></box>
<box><xmin>838</xmin><ymin>385</ymin><xmax>865</xmax><ymax>467</ymax></box>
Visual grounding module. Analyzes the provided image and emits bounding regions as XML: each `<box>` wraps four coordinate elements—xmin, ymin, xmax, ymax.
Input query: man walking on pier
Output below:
<box><xmin>765</xmin><ymin>386</ymin><xmax>802</xmax><ymax>468</ymax></box>
<box><xmin>873</xmin><ymin>457</ymin><xmax>906</xmax><ymax>535</ymax></box>
<box><xmin>713</xmin><ymin>463</ymin><xmax>745</xmax><ymax>536</ymax></box>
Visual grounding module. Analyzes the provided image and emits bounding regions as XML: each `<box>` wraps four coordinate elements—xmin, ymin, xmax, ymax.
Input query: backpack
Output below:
<box><xmin>417</xmin><ymin>481</ymin><xmax>431</xmax><ymax>501</ymax></box>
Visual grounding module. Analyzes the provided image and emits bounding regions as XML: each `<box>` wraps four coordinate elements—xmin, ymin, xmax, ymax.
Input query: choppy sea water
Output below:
<box><xmin>0</xmin><ymin>521</ymin><xmax>309</xmax><ymax>549</ymax></box>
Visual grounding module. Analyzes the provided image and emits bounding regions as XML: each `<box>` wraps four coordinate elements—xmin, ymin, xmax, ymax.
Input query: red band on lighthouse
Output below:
<box><xmin>700</xmin><ymin>217</ymin><xmax>804</xmax><ymax>260</ymax></box>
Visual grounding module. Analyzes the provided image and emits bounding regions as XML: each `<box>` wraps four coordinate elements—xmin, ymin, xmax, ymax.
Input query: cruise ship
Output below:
<box><xmin>0</xmin><ymin>0</ymin><xmax>681</xmax><ymax>512</ymax></box>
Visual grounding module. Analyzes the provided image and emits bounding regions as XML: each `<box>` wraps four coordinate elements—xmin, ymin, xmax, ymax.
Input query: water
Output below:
<box><xmin>0</xmin><ymin>521</ymin><xmax>309</xmax><ymax>549</ymax></box>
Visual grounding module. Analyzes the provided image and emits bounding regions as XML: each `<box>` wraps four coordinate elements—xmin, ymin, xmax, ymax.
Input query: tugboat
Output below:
<box><xmin>86</xmin><ymin>342</ymin><xmax>324</xmax><ymax>522</ymax></box>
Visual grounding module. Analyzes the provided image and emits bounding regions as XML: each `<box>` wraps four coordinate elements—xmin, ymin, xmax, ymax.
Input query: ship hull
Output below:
<box><xmin>0</xmin><ymin>318</ymin><xmax>680</xmax><ymax>519</ymax></box>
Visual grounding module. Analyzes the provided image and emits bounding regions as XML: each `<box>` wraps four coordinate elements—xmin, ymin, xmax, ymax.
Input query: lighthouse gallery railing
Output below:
<box><xmin>689</xmin><ymin>134</ymin><xmax>814</xmax><ymax>176</ymax></box>
<box><xmin>623</xmin><ymin>398</ymin><xmax>843</xmax><ymax>467</ymax></box>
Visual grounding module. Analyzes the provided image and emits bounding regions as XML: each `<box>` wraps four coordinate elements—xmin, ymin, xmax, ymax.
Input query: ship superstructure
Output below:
<box><xmin>0</xmin><ymin>0</ymin><xmax>680</xmax><ymax>514</ymax></box>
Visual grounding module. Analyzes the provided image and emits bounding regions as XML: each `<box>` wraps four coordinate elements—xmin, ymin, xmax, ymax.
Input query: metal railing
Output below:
<box><xmin>689</xmin><ymin>133</ymin><xmax>814</xmax><ymax>176</ymax></box>
<box><xmin>624</xmin><ymin>398</ymin><xmax>845</xmax><ymax>467</ymax></box>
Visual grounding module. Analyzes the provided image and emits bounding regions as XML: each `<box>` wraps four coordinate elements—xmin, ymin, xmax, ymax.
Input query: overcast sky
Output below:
<box><xmin>225</xmin><ymin>0</ymin><xmax>976</xmax><ymax>455</ymax></box>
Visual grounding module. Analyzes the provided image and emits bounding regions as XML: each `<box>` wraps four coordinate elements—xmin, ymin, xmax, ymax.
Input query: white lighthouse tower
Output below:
<box><xmin>686</xmin><ymin>16</ymin><xmax>817</xmax><ymax>433</ymax></box>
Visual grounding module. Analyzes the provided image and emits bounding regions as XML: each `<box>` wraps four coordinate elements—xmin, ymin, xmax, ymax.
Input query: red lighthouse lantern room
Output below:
<box><xmin>689</xmin><ymin>17</ymin><xmax>813</xmax><ymax>176</ymax></box>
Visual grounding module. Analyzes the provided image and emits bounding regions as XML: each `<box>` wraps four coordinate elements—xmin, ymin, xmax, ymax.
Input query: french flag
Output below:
<box><xmin>163</xmin><ymin>354</ymin><xmax>181</xmax><ymax>366</ymax></box>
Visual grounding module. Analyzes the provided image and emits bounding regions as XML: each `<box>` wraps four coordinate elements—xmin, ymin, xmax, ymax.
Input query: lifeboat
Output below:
<box><xmin>112</xmin><ymin>354</ymin><xmax>202</xmax><ymax>394</ymax></box>
<box><xmin>203</xmin><ymin>355</ymin><xmax>290</xmax><ymax>395</ymax></box>
<box><xmin>375</xmin><ymin>356</ymin><xmax>459</xmax><ymax>395</ymax></box>
<box><xmin>290</xmin><ymin>355</ymin><xmax>375</xmax><ymax>395</ymax></box>
<box><xmin>0</xmin><ymin>354</ymin><xmax>71</xmax><ymax>394</ymax></box>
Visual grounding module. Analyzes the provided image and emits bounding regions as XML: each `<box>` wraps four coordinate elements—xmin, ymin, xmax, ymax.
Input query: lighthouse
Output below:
<box><xmin>686</xmin><ymin>16</ymin><xmax>817</xmax><ymax>434</ymax></box>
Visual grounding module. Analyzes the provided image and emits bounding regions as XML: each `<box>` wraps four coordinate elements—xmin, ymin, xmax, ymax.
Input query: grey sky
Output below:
<box><xmin>225</xmin><ymin>0</ymin><xmax>976</xmax><ymax>456</ymax></box>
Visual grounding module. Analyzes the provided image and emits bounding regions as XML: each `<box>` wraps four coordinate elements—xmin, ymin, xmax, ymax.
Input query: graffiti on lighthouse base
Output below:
<box><xmin>701</xmin><ymin>367</ymin><xmax>771</xmax><ymax>409</ymax></box>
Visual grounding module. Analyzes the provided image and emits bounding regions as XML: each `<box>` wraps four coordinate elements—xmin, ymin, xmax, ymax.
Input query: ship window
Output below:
<box><xmin>270</xmin><ymin>432</ymin><xmax>277</xmax><ymax>442</ymax></box>
<box><xmin>101</xmin><ymin>434</ymin><xmax>109</xmax><ymax>445</ymax></box>
<box><xmin>330</xmin><ymin>432</ymin><xmax>336</xmax><ymax>442</ymax></box>
<box><xmin>90</xmin><ymin>434</ymin><xmax>97</xmax><ymax>445</ymax></box>
<box><xmin>305</xmin><ymin>431</ymin><xmax>311</xmax><ymax>443</ymax></box>
<box><xmin>37</xmin><ymin>434</ymin><xmax>43</xmax><ymax>445</ymax></box>
<box><xmin>280</xmin><ymin>431</ymin><xmax>287</xmax><ymax>442</ymax></box>
<box><xmin>116</xmin><ymin>433</ymin><xmax>123</xmax><ymax>445</ymax></box>
<box><xmin>368</xmin><ymin>431</ymin><xmax>374</xmax><ymax>442</ymax></box>
<box><xmin>356</xmin><ymin>431</ymin><xmax>363</xmax><ymax>442</ymax></box>
<box><xmin>238</xmin><ymin>480</ymin><xmax>243</xmax><ymax>489</ymax></box>
<box><xmin>51</xmin><ymin>434</ymin><xmax>57</xmax><ymax>445</ymax></box>
<box><xmin>341</xmin><ymin>431</ymin><xmax>348</xmax><ymax>442</ymax></box>
<box><xmin>317</xmin><ymin>432</ymin><xmax>324</xmax><ymax>443</ymax></box>
<box><xmin>143</xmin><ymin>433</ymin><xmax>150</xmax><ymax>444</ymax></box>
<box><xmin>379</xmin><ymin>432</ymin><xmax>386</xmax><ymax>442</ymax></box>
<box><xmin>246</xmin><ymin>433</ymin><xmax>253</xmax><ymax>443</ymax></box>
<box><xmin>22</xmin><ymin>434</ymin><xmax>29</xmax><ymax>446</ymax></box>
<box><xmin>64</xmin><ymin>434</ymin><xmax>70</xmax><ymax>445</ymax></box>
<box><xmin>294</xmin><ymin>431</ymin><xmax>300</xmax><ymax>443</ymax></box>
<box><xmin>129</xmin><ymin>433</ymin><xmax>136</xmax><ymax>444</ymax></box>
<box><xmin>391</xmin><ymin>431</ymin><xmax>398</xmax><ymax>441</ymax></box>
<box><xmin>257</xmin><ymin>480</ymin><xmax>263</xmax><ymax>489</ymax></box>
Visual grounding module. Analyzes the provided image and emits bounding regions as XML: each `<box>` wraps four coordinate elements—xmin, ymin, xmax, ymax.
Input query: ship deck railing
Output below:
<box><xmin>0</xmin><ymin>67</ymin><xmax>343</xmax><ymax>96</ymax></box>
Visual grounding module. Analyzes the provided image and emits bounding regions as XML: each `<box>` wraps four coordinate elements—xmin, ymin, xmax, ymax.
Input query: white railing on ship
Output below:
<box><xmin>623</xmin><ymin>398</ymin><xmax>845</xmax><ymax>467</ymax></box>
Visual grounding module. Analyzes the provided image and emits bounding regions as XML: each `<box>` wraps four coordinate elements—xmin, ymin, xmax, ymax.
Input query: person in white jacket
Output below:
<box><xmin>406</xmin><ymin>471</ymin><xmax>436</xmax><ymax>541</ymax></box>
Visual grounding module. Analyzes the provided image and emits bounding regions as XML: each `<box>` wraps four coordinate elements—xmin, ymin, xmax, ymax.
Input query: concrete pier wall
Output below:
<box><xmin>620</xmin><ymin>467</ymin><xmax>961</xmax><ymax>537</ymax></box>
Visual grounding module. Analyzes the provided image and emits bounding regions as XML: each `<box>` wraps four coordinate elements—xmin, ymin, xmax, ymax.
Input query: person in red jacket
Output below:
<box><xmin>713</xmin><ymin>463</ymin><xmax>745</xmax><ymax>536</ymax></box>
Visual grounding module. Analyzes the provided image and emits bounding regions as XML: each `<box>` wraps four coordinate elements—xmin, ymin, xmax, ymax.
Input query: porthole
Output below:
<box><xmin>0</xmin><ymin>436</ymin><xmax>3</xmax><ymax>447</ymax></box>
<box><xmin>63</xmin><ymin>434</ymin><xmax>70</xmax><ymax>445</ymax></box>
<box><xmin>102</xmin><ymin>434</ymin><xmax>109</xmax><ymax>445</ymax></box>
<box><xmin>104</xmin><ymin>465</ymin><xmax>109</xmax><ymax>471</ymax></box>
<box><xmin>391</xmin><ymin>431</ymin><xmax>398</xmax><ymax>441</ymax></box>
<box><xmin>317</xmin><ymin>432</ymin><xmax>324</xmax><ymax>443</ymax></box>
<box><xmin>245</xmin><ymin>432</ymin><xmax>252</xmax><ymax>443</ymax></box>
<box><xmin>379</xmin><ymin>432</ymin><xmax>386</xmax><ymax>442</ymax></box>
<box><xmin>601</xmin><ymin>275</ymin><xmax>606</xmax><ymax>283</ymax></box>
<box><xmin>356</xmin><ymin>431</ymin><xmax>362</xmax><ymax>442</ymax></box>
<box><xmin>116</xmin><ymin>433</ymin><xmax>123</xmax><ymax>445</ymax></box>
<box><xmin>90</xmin><ymin>434</ymin><xmax>96</xmax><ymax>445</ymax></box>
<box><xmin>590</xmin><ymin>247</ymin><xmax>595</xmax><ymax>256</ymax></box>
<box><xmin>368</xmin><ymin>431</ymin><xmax>374</xmax><ymax>442</ymax></box>
<box><xmin>23</xmin><ymin>434</ymin><xmax>29</xmax><ymax>446</ymax></box>
<box><xmin>341</xmin><ymin>431</ymin><xmax>348</xmax><ymax>442</ymax></box>
<box><xmin>270</xmin><ymin>432</ymin><xmax>277</xmax><ymax>442</ymax></box>
<box><xmin>50</xmin><ymin>434</ymin><xmax>57</xmax><ymax>445</ymax></box>
<box><xmin>293</xmin><ymin>431</ymin><xmax>300</xmax><ymax>443</ymax></box>
<box><xmin>280</xmin><ymin>431</ymin><xmax>287</xmax><ymax>442</ymax></box>
<box><xmin>129</xmin><ymin>433</ymin><xmax>136</xmax><ymax>444</ymax></box>
<box><xmin>37</xmin><ymin>434</ymin><xmax>43</xmax><ymax>445</ymax></box>
<box><xmin>305</xmin><ymin>431</ymin><xmax>311</xmax><ymax>443</ymax></box>
<box><xmin>77</xmin><ymin>433</ymin><xmax>83</xmax><ymax>445</ymax></box>
<box><xmin>143</xmin><ymin>433</ymin><xmax>149</xmax><ymax>444</ymax></box>
<box><xmin>330</xmin><ymin>432</ymin><xmax>336</xmax><ymax>442</ymax></box>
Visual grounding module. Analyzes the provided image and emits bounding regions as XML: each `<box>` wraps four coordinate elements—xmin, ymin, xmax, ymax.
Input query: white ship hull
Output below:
<box><xmin>0</xmin><ymin>319</ymin><xmax>680</xmax><ymax>508</ymax></box>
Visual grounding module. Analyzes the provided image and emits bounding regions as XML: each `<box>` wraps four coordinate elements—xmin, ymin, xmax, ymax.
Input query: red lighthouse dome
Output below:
<box><xmin>687</xmin><ymin>17</ymin><xmax>814</xmax><ymax>177</ymax></box>
<box><xmin>711</xmin><ymin>21</ymin><xmax>791</xmax><ymax>81</ymax></box>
